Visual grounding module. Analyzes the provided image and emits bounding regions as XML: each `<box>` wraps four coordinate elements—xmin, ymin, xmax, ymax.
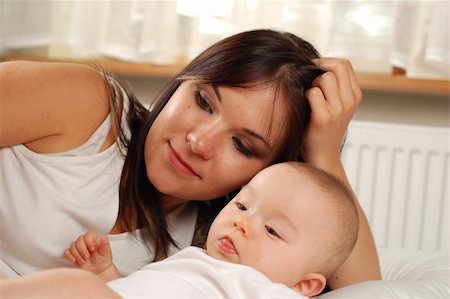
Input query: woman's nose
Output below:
<box><xmin>186</xmin><ymin>124</ymin><xmax>219</xmax><ymax>160</ymax></box>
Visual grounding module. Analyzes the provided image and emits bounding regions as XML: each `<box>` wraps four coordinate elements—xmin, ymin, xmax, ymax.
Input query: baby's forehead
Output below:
<box><xmin>257</xmin><ymin>163</ymin><xmax>309</xmax><ymax>182</ymax></box>
<box><xmin>253</xmin><ymin>166</ymin><xmax>329</xmax><ymax>205</ymax></box>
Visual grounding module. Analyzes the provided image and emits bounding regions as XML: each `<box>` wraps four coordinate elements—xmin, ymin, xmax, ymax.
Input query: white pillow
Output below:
<box><xmin>316</xmin><ymin>248</ymin><xmax>449</xmax><ymax>299</ymax></box>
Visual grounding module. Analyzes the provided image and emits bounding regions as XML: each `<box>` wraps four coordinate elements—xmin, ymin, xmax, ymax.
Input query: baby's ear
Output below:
<box><xmin>294</xmin><ymin>273</ymin><xmax>326</xmax><ymax>297</ymax></box>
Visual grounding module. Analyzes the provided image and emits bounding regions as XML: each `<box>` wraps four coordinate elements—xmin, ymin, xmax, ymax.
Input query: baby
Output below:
<box><xmin>0</xmin><ymin>162</ymin><xmax>358</xmax><ymax>299</ymax></box>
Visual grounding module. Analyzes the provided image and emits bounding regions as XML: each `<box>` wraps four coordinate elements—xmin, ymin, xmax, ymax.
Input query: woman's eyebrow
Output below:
<box><xmin>243</xmin><ymin>128</ymin><xmax>272</xmax><ymax>150</ymax></box>
<box><xmin>212</xmin><ymin>84</ymin><xmax>222</xmax><ymax>102</ymax></box>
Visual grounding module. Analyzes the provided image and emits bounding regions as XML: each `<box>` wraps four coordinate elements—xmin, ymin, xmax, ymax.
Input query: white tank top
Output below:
<box><xmin>0</xmin><ymin>79</ymin><xmax>197</xmax><ymax>277</ymax></box>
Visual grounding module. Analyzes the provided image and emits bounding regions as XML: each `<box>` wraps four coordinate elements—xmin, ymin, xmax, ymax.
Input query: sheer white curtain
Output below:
<box><xmin>0</xmin><ymin>0</ymin><xmax>448</xmax><ymax>79</ymax></box>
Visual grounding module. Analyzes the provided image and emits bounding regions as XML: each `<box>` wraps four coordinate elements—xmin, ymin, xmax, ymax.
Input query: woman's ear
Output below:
<box><xmin>294</xmin><ymin>273</ymin><xmax>326</xmax><ymax>297</ymax></box>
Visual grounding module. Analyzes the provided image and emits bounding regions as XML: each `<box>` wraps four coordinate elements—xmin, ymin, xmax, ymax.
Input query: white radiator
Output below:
<box><xmin>341</xmin><ymin>120</ymin><xmax>449</xmax><ymax>252</ymax></box>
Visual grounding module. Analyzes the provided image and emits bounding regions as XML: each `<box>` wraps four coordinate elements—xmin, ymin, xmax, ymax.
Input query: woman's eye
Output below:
<box><xmin>265</xmin><ymin>225</ymin><xmax>280</xmax><ymax>238</ymax></box>
<box><xmin>195</xmin><ymin>89</ymin><xmax>213</xmax><ymax>114</ymax></box>
<box><xmin>232</xmin><ymin>137</ymin><xmax>255</xmax><ymax>157</ymax></box>
<box><xmin>235</xmin><ymin>202</ymin><xmax>247</xmax><ymax>211</ymax></box>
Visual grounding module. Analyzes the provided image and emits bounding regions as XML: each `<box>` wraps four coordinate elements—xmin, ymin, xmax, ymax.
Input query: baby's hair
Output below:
<box><xmin>286</xmin><ymin>162</ymin><xmax>359</xmax><ymax>278</ymax></box>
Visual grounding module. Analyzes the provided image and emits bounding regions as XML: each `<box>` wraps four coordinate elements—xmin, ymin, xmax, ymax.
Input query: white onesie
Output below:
<box><xmin>108</xmin><ymin>246</ymin><xmax>307</xmax><ymax>299</ymax></box>
<box><xmin>0</xmin><ymin>79</ymin><xmax>197</xmax><ymax>277</ymax></box>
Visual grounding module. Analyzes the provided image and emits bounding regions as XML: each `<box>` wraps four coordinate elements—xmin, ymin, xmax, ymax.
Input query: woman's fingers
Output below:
<box><xmin>311</xmin><ymin>71</ymin><xmax>343</xmax><ymax>118</ymax></box>
<box><xmin>306</xmin><ymin>87</ymin><xmax>331</xmax><ymax>127</ymax></box>
<box><xmin>314</xmin><ymin>58</ymin><xmax>362</xmax><ymax>110</ymax></box>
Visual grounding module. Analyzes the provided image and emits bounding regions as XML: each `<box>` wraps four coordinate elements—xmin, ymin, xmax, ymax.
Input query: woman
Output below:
<box><xmin>0</xmin><ymin>29</ymin><xmax>380</xmax><ymax>289</ymax></box>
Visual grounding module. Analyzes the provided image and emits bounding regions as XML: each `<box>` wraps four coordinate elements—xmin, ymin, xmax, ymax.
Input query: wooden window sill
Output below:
<box><xmin>2</xmin><ymin>56</ymin><xmax>449</xmax><ymax>95</ymax></box>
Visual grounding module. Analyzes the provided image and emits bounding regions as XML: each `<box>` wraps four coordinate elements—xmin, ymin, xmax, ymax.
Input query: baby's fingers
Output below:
<box><xmin>63</xmin><ymin>248</ymin><xmax>77</xmax><ymax>264</ymax></box>
<box><xmin>97</xmin><ymin>237</ymin><xmax>112</xmax><ymax>258</ymax></box>
<box><xmin>76</xmin><ymin>235</ymin><xmax>92</xmax><ymax>260</ymax></box>
<box><xmin>66</xmin><ymin>241</ymin><xmax>86</xmax><ymax>266</ymax></box>
<box><xmin>84</xmin><ymin>231</ymin><xmax>100</xmax><ymax>252</ymax></box>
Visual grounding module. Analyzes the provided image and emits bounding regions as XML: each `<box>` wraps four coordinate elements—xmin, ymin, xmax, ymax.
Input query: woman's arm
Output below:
<box><xmin>0</xmin><ymin>268</ymin><xmax>121</xmax><ymax>299</ymax></box>
<box><xmin>302</xmin><ymin>58</ymin><xmax>382</xmax><ymax>289</ymax></box>
<box><xmin>0</xmin><ymin>60</ymin><xmax>110</xmax><ymax>152</ymax></box>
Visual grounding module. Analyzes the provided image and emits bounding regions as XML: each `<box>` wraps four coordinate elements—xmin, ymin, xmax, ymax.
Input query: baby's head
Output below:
<box><xmin>206</xmin><ymin>162</ymin><xmax>359</xmax><ymax>297</ymax></box>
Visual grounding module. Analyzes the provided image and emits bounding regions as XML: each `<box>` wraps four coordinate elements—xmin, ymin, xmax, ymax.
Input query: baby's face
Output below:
<box><xmin>206</xmin><ymin>163</ymin><xmax>332</xmax><ymax>288</ymax></box>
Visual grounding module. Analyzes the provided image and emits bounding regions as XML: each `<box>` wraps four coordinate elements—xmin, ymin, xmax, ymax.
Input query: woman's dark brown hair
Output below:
<box><xmin>108</xmin><ymin>29</ymin><xmax>325</xmax><ymax>261</ymax></box>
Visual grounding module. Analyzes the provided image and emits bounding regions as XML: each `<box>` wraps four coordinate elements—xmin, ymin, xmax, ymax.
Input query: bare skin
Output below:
<box><xmin>0</xmin><ymin>61</ymin><xmax>112</xmax><ymax>152</ymax></box>
<box><xmin>0</xmin><ymin>268</ymin><xmax>121</xmax><ymax>299</ymax></box>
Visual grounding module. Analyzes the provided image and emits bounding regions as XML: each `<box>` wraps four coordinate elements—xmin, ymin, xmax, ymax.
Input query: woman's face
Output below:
<box><xmin>145</xmin><ymin>81</ymin><xmax>287</xmax><ymax>207</ymax></box>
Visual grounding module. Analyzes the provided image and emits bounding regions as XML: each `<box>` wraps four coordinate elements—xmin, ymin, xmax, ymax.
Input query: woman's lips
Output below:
<box><xmin>217</xmin><ymin>236</ymin><xmax>238</xmax><ymax>255</ymax></box>
<box><xmin>167</xmin><ymin>143</ymin><xmax>199</xmax><ymax>177</ymax></box>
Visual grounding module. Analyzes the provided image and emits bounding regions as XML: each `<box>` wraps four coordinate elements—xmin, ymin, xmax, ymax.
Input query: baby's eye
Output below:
<box><xmin>265</xmin><ymin>225</ymin><xmax>280</xmax><ymax>238</ymax></box>
<box><xmin>195</xmin><ymin>89</ymin><xmax>213</xmax><ymax>114</ymax></box>
<box><xmin>235</xmin><ymin>202</ymin><xmax>247</xmax><ymax>211</ymax></box>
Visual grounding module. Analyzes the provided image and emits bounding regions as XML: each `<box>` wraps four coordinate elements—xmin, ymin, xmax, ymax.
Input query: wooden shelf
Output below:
<box><xmin>2</xmin><ymin>56</ymin><xmax>449</xmax><ymax>95</ymax></box>
<box><xmin>356</xmin><ymin>73</ymin><xmax>449</xmax><ymax>95</ymax></box>
<box><xmin>98</xmin><ymin>59</ymin><xmax>185</xmax><ymax>78</ymax></box>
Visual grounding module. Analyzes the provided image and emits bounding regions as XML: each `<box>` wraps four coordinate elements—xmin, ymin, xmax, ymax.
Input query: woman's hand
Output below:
<box><xmin>302</xmin><ymin>58</ymin><xmax>362</xmax><ymax>171</ymax></box>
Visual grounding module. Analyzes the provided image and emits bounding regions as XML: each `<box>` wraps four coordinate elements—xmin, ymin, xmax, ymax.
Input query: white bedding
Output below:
<box><xmin>318</xmin><ymin>248</ymin><xmax>449</xmax><ymax>298</ymax></box>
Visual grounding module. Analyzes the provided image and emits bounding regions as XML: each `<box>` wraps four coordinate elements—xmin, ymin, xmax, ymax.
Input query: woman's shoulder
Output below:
<box><xmin>0</xmin><ymin>60</ymin><xmax>112</xmax><ymax>152</ymax></box>
<box><xmin>0</xmin><ymin>60</ymin><xmax>106</xmax><ymax>89</ymax></box>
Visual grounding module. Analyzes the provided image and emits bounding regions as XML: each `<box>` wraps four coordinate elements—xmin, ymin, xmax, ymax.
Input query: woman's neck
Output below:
<box><xmin>159</xmin><ymin>192</ymin><xmax>190</xmax><ymax>213</ymax></box>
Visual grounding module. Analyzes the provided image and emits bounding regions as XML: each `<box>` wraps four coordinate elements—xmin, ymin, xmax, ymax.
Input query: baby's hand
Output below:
<box><xmin>64</xmin><ymin>231</ymin><xmax>112</xmax><ymax>275</ymax></box>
